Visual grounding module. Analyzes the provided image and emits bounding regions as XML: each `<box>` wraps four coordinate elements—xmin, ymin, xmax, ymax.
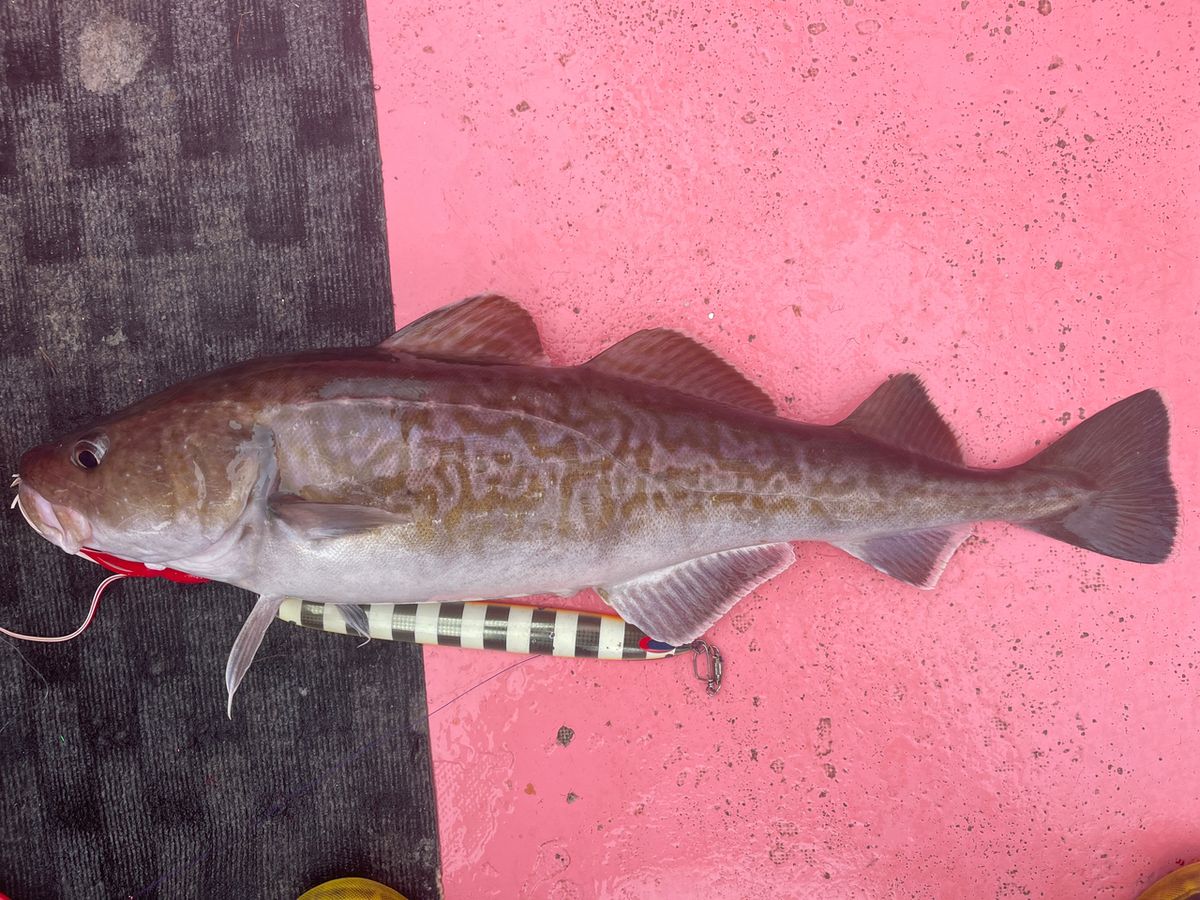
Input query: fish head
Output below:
<box><xmin>17</xmin><ymin>401</ymin><xmax>275</xmax><ymax>565</ymax></box>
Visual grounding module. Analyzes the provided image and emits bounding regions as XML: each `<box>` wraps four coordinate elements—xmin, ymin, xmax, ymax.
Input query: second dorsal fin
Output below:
<box><xmin>840</xmin><ymin>374</ymin><xmax>963</xmax><ymax>464</ymax></box>
<box><xmin>584</xmin><ymin>329</ymin><xmax>776</xmax><ymax>415</ymax></box>
<box><xmin>379</xmin><ymin>294</ymin><xmax>549</xmax><ymax>365</ymax></box>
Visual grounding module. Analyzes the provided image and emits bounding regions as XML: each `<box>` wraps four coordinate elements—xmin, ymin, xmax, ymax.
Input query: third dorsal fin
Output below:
<box><xmin>840</xmin><ymin>374</ymin><xmax>963</xmax><ymax>464</ymax></box>
<box><xmin>379</xmin><ymin>294</ymin><xmax>549</xmax><ymax>365</ymax></box>
<box><xmin>584</xmin><ymin>329</ymin><xmax>776</xmax><ymax>415</ymax></box>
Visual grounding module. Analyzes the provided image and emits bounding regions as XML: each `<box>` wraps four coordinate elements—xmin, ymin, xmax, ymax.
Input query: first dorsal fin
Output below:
<box><xmin>840</xmin><ymin>374</ymin><xmax>962</xmax><ymax>464</ymax></box>
<box><xmin>380</xmin><ymin>294</ymin><xmax>549</xmax><ymax>365</ymax></box>
<box><xmin>584</xmin><ymin>329</ymin><xmax>776</xmax><ymax>415</ymax></box>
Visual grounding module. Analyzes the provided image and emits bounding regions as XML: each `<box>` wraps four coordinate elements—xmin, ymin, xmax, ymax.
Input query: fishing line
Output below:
<box><xmin>129</xmin><ymin>653</ymin><xmax>539</xmax><ymax>898</ymax></box>
<box><xmin>264</xmin><ymin>654</ymin><xmax>539</xmax><ymax>820</ymax></box>
<box><xmin>0</xmin><ymin>635</ymin><xmax>50</xmax><ymax>687</ymax></box>
<box><xmin>0</xmin><ymin>635</ymin><xmax>51</xmax><ymax>739</ymax></box>
<box><xmin>0</xmin><ymin>573</ymin><xmax>126</xmax><ymax>643</ymax></box>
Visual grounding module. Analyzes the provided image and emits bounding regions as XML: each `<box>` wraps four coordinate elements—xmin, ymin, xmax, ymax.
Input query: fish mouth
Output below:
<box><xmin>15</xmin><ymin>482</ymin><xmax>92</xmax><ymax>555</ymax></box>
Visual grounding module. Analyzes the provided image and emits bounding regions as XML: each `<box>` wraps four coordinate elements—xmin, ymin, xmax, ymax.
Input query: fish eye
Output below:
<box><xmin>71</xmin><ymin>435</ymin><xmax>108</xmax><ymax>470</ymax></box>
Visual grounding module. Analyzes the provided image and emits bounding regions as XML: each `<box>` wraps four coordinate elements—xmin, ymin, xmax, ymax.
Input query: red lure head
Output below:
<box><xmin>77</xmin><ymin>547</ymin><xmax>209</xmax><ymax>584</ymax></box>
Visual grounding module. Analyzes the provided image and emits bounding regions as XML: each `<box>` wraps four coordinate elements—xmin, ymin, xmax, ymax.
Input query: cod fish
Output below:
<box><xmin>14</xmin><ymin>296</ymin><xmax>1178</xmax><ymax>711</ymax></box>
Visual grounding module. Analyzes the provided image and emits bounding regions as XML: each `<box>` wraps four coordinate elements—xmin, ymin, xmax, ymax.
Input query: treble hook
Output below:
<box><xmin>689</xmin><ymin>639</ymin><xmax>723</xmax><ymax>696</ymax></box>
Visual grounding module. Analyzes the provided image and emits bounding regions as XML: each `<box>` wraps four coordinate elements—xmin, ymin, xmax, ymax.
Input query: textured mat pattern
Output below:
<box><xmin>0</xmin><ymin>2</ymin><xmax>440</xmax><ymax>897</ymax></box>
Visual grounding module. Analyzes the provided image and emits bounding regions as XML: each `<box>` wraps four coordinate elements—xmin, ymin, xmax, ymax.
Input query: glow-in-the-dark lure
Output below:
<box><xmin>1</xmin><ymin>545</ymin><xmax>723</xmax><ymax>694</ymax></box>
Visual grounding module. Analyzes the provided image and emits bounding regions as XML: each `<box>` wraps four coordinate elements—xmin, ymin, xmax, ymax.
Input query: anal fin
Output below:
<box><xmin>599</xmin><ymin>543</ymin><xmax>795</xmax><ymax>645</ymax></box>
<box><xmin>833</xmin><ymin>525</ymin><xmax>970</xmax><ymax>589</ymax></box>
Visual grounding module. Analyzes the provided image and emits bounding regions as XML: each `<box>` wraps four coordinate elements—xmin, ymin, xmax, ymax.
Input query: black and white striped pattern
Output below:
<box><xmin>278</xmin><ymin>598</ymin><xmax>685</xmax><ymax>660</ymax></box>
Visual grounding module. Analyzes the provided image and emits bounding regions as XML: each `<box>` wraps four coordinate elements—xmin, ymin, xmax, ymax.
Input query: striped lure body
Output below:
<box><xmin>277</xmin><ymin>598</ymin><xmax>686</xmax><ymax>659</ymax></box>
<box><xmin>14</xmin><ymin>295</ymin><xmax>1176</xmax><ymax>713</ymax></box>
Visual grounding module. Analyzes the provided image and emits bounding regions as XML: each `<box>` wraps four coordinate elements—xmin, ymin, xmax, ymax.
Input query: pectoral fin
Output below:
<box><xmin>598</xmin><ymin>543</ymin><xmax>795</xmax><ymax>645</ymax></box>
<box><xmin>225</xmin><ymin>594</ymin><xmax>284</xmax><ymax>717</ymax></box>
<box><xmin>269</xmin><ymin>493</ymin><xmax>405</xmax><ymax>540</ymax></box>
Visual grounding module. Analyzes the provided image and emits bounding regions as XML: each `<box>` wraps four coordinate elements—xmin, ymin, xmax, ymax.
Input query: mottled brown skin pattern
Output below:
<box><xmin>21</xmin><ymin>347</ymin><xmax>1083</xmax><ymax>602</ymax></box>
<box><xmin>282</xmin><ymin>352</ymin><xmax>1082</xmax><ymax>538</ymax></box>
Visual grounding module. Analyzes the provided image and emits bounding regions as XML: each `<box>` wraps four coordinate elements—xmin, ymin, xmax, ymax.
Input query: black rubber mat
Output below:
<box><xmin>0</xmin><ymin>3</ymin><xmax>441</xmax><ymax>897</ymax></box>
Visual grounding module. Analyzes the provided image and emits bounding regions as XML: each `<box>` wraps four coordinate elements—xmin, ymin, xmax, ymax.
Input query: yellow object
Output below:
<box><xmin>1136</xmin><ymin>862</ymin><xmax>1200</xmax><ymax>900</ymax></box>
<box><xmin>297</xmin><ymin>877</ymin><xmax>408</xmax><ymax>900</ymax></box>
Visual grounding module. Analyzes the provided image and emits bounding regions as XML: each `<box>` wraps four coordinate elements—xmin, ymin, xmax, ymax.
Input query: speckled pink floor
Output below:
<box><xmin>365</xmin><ymin>2</ymin><xmax>1198</xmax><ymax>896</ymax></box>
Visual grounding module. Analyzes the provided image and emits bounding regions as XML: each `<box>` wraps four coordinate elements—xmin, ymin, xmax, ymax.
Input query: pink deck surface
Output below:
<box><xmin>365</xmin><ymin>2</ymin><xmax>1197</xmax><ymax>896</ymax></box>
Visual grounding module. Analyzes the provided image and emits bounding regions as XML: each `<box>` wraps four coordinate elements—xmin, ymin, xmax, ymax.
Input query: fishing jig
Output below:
<box><xmin>1</xmin><ymin>543</ymin><xmax>724</xmax><ymax>694</ymax></box>
<box><xmin>278</xmin><ymin>598</ymin><xmax>725</xmax><ymax>694</ymax></box>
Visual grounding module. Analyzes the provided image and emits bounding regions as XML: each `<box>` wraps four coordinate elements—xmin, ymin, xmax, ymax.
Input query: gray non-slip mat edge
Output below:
<box><xmin>0</xmin><ymin>2</ymin><xmax>441</xmax><ymax>897</ymax></box>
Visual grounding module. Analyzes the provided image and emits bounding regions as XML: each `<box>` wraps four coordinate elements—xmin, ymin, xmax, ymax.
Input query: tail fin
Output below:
<box><xmin>1021</xmin><ymin>390</ymin><xmax>1177</xmax><ymax>563</ymax></box>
